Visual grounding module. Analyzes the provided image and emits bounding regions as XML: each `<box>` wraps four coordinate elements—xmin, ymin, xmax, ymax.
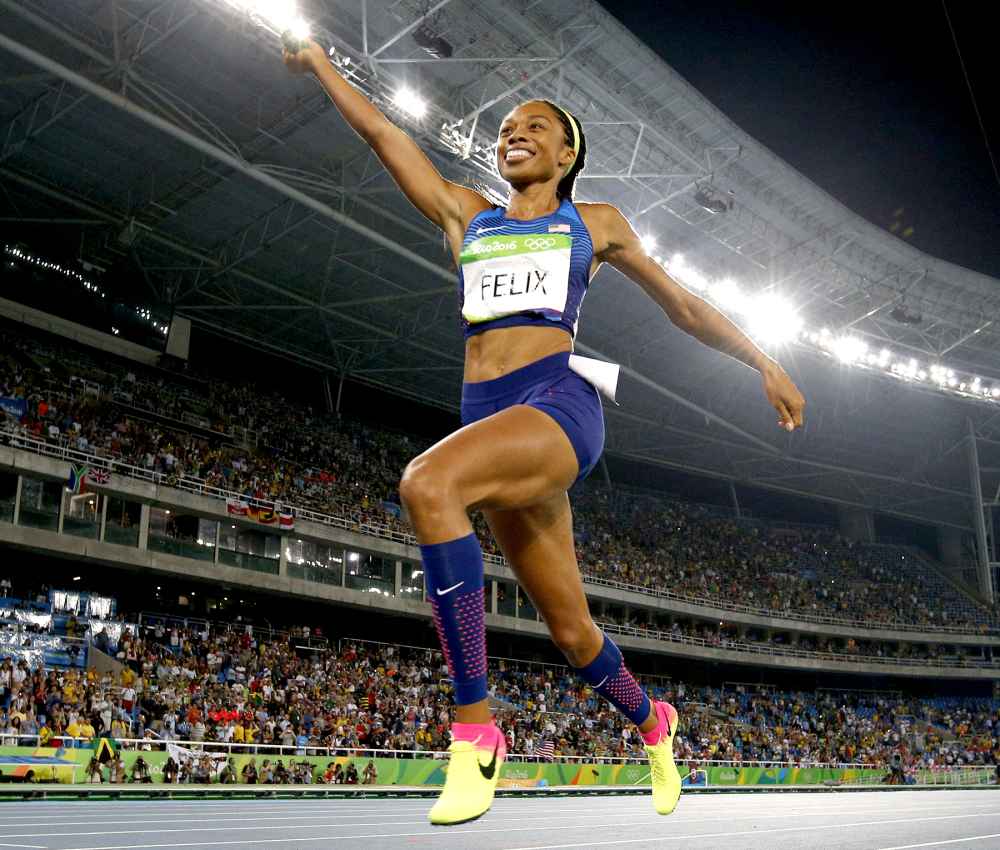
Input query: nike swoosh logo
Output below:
<box><xmin>595</xmin><ymin>676</ymin><xmax>609</xmax><ymax>688</ymax></box>
<box><xmin>436</xmin><ymin>581</ymin><xmax>465</xmax><ymax>596</ymax></box>
<box><xmin>475</xmin><ymin>226</ymin><xmax>506</xmax><ymax>235</ymax></box>
<box><xmin>478</xmin><ymin>742</ymin><xmax>499</xmax><ymax>781</ymax></box>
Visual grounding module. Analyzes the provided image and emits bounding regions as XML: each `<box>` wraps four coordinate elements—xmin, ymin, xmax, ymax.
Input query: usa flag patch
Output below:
<box><xmin>548</xmin><ymin>223</ymin><xmax>571</xmax><ymax>234</ymax></box>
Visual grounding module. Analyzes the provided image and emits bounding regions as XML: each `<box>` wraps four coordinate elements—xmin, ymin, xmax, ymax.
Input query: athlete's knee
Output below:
<box><xmin>549</xmin><ymin>617</ymin><xmax>601</xmax><ymax>667</ymax></box>
<box><xmin>399</xmin><ymin>455</ymin><xmax>458</xmax><ymax>517</ymax></box>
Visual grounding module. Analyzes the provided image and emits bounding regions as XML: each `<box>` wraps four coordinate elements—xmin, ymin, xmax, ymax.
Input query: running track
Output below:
<box><xmin>0</xmin><ymin>790</ymin><xmax>996</xmax><ymax>850</ymax></box>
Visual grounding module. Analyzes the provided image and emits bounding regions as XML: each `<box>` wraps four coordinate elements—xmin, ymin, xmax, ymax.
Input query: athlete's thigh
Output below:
<box><xmin>413</xmin><ymin>403</ymin><xmax>579</xmax><ymax>512</ymax></box>
<box><xmin>482</xmin><ymin>492</ymin><xmax>590</xmax><ymax>625</ymax></box>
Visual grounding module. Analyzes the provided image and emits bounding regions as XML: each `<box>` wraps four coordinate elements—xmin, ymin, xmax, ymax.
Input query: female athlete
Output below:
<box><xmin>284</xmin><ymin>40</ymin><xmax>805</xmax><ymax>825</ymax></box>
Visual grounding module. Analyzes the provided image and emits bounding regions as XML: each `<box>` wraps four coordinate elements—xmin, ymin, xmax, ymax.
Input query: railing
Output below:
<box><xmin>136</xmin><ymin>611</ymin><xmax>328</xmax><ymax>649</ymax></box>
<box><xmin>599</xmin><ymin>621</ymin><xmax>1000</xmax><ymax>670</ymax></box>
<box><xmin>580</xmin><ymin>572</ymin><xmax>998</xmax><ymax>636</ymax></box>
<box><xmin>0</xmin><ymin>734</ymin><xmax>879</xmax><ymax>770</ymax></box>
<box><xmin>3</xmin><ymin>429</ymin><xmax>997</xmax><ymax>638</ymax></box>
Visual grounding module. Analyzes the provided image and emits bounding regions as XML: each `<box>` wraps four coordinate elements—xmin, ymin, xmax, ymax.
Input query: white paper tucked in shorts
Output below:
<box><xmin>568</xmin><ymin>354</ymin><xmax>620</xmax><ymax>404</ymax></box>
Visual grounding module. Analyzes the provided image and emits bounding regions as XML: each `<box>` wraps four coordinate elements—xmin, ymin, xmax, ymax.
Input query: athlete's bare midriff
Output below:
<box><xmin>463</xmin><ymin>325</ymin><xmax>572</xmax><ymax>383</ymax></box>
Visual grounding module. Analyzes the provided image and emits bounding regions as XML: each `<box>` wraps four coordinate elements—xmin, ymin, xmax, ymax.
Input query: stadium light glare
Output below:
<box><xmin>288</xmin><ymin>15</ymin><xmax>310</xmax><ymax>42</ymax></box>
<box><xmin>745</xmin><ymin>295</ymin><xmax>803</xmax><ymax>345</ymax></box>
<box><xmin>393</xmin><ymin>87</ymin><xmax>428</xmax><ymax>119</ymax></box>
<box><xmin>710</xmin><ymin>279</ymin><xmax>744</xmax><ymax>311</ymax></box>
<box><xmin>665</xmin><ymin>255</ymin><xmax>708</xmax><ymax>291</ymax></box>
<box><xmin>221</xmin><ymin>0</ymin><xmax>309</xmax><ymax>39</ymax></box>
<box><xmin>833</xmin><ymin>336</ymin><xmax>867</xmax><ymax>364</ymax></box>
<box><xmin>647</xmin><ymin>252</ymin><xmax>1000</xmax><ymax>402</ymax></box>
<box><xmin>640</xmin><ymin>235</ymin><xmax>657</xmax><ymax>254</ymax></box>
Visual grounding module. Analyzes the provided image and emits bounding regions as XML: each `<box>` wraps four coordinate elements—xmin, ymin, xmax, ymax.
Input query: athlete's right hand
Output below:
<box><xmin>282</xmin><ymin>38</ymin><xmax>325</xmax><ymax>75</ymax></box>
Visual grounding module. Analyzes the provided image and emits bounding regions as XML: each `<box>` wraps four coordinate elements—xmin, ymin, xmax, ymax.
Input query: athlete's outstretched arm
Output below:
<box><xmin>591</xmin><ymin>203</ymin><xmax>805</xmax><ymax>431</ymax></box>
<box><xmin>284</xmin><ymin>41</ymin><xmax>487</xmax><ymax>234</ymax></box>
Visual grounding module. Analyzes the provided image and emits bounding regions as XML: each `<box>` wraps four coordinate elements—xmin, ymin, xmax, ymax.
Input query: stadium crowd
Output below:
<box><xmin>1</xmin><ymin>618</ymin><xmax>998</xmax><ymax>775</ymax></box>
<box><xmin>0</xmin><ymin>322</ymin><xmax>993</xmax><ymax>635</ymax></box>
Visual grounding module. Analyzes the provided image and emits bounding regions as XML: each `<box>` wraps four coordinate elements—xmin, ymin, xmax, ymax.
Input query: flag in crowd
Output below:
<box><xmin>66</xmin><ymin>465</ymin><xmax>111</xmax><ymax>494</ymax></box>
<box><xmin>537</xmin><ymin>739</ymin><xmax>555</xmax><ymax>761</ymax></box>
<box><xmin>226</xmin><ymin>498</ymin><xmax>295</xmax><ymax>529</ymax></box>
<box><xmin>67</xmin><ymin>464</ymin><xmax>90</xmax><ymax>494</ymax></box>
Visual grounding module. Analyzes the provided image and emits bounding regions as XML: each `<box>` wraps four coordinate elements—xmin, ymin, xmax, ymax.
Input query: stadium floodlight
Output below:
<box><xmin>744</xmin><ymin>295</ymin><xmax>803</xmax><ymax>345</ymax></box>
<box><xmin>833</xmin><ymin>336</ymin><xmax>867</xmax><ymax>364</ymax></box>
<box><xmin>710</xmin><ymin>279</ymin><xmax>744</xmax><ymax>311</ymax></box>
<box><xmin>219</xmin><ymin>0</ymin><xmax>310</xmax><ymax>42</ymax></box>
<box><xmin>393</xmin><ymin>86</ymin><xmax>428</xmax><ymax>119</ymax></box>
<box><xmin>640</xmin><ymin>235</ymin><xmax>657</xmax><ymax>254</ymax></box>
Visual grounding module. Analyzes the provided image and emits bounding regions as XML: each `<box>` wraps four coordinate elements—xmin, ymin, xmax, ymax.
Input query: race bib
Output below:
<box><xmin>460</xmin><ymin>233</ymin><xmax>572</xmax><ymax>324</ymax></box>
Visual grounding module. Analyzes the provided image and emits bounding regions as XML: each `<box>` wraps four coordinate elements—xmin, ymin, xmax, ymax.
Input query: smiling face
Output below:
<box><xmin>496</xmin><ymin>100</ymin><xmax>575</xmax><ymax>187</ymax></box>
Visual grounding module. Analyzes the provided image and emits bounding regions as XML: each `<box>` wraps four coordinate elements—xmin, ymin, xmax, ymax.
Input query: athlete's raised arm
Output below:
<box><xmin>588</xmin><ymin>202</ymin><xmax>805</xmax><ymax>432</ymax></box>
<box><xmin>284</xmin><ymin>40</ymin><xmax>489</xmax><ymax>238</ymax></box>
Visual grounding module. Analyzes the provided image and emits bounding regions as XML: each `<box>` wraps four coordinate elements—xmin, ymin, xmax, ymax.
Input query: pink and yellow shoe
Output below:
<box><xmin>429</xmin><ymin>722</ymin><xmax>506</xmax><ymax>826</ymax></box>
<box><xmin>643</xmin><ymin>701</ymin><xmax>681</xmax><ymax>815</ymax></box>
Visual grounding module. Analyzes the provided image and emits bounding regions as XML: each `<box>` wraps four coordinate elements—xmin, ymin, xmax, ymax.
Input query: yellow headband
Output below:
<box><xmin>554</xmin><ymin>105</ymin><xmax>580</xmax><ymax>175</ymax></box>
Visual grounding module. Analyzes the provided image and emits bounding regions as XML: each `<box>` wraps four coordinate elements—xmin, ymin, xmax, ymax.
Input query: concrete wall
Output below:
<box><xmin>2</xmin><ymin>520</ymin><xmax>998</xmax><ymax>682</ymax></box>
<box><xmin>3</xmin><ymin>443</ymin><xmax>998</xmax><ymax>662</ymax></box>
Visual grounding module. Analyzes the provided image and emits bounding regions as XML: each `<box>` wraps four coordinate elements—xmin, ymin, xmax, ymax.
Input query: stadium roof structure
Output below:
<box><xmin>1</xmin><ymin>0</ymin><xmax>999</xmax><ymax>574</ymax></box>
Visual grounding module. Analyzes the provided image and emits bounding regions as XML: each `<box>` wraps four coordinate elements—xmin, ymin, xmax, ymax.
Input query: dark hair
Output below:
<box><xmin>540</xmin><ymin>100</ymin><xmax>587</xmax><ymax>201</ymax></box>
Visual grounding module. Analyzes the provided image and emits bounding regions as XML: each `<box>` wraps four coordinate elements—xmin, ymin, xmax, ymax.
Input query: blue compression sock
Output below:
<box><xmin>420</xmin><ymin>532</ymin><xmax>488</xmax><ymax>705</ymax></box>
<box><xmin>574</xmin><ymin>632</ymin><xmax>652</xmax><ymax>726</ymax></box>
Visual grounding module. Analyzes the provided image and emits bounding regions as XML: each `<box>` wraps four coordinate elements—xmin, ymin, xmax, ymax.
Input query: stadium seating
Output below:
<box><xmin>0</xmin><ymin>320</ymin><xmax>995</xmax><ymax>634</ymax></box>
<box><xmin>0</xmin><ymin>603</ymin><xmax>996</xmax><ymax>772</ymax></box>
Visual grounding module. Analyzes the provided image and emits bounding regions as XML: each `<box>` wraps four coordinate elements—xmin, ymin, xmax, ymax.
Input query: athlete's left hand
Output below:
<box><xmin>760</xmin><ymin>361</ymin><xmax>805</xmax><ymax>432</ymax></box>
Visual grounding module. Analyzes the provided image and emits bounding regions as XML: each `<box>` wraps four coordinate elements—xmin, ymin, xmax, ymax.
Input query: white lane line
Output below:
<box><xmin>10</xmin><ymin>801</ymin><xmax>998</xmax><ymax>838</ymax></box>
<box><xmin>499</xmin><ymin>811</ymin><xmax>1000</xmax><ymax>850</ymax></box>
<box><xmin>5</xmin><ymin>799</ymin><xmax>996</xmax><ymax>832</ymax></box>
<box><xmin>878</xmin><ymin>835</ymin><xmax>1000</xmax><ymax>850</ymax></box>
<box><xmin>51</xmin><ymin>810</ymin><xmax>1000</xmax><ymax>850</ymax></box>
<box><xmin>0</xmin><ymin>801</ymin><xmax>628</xmax><ymax>817</ymax></box>
<box><xmin>0</xmin><ymin>844</ymin><xmax>46</xmax><ymax>848</ymax></box>
<box><xmin>0</xmin><ymin>803</ymin><xmax>634</xmax><ymax>822</ymax></box>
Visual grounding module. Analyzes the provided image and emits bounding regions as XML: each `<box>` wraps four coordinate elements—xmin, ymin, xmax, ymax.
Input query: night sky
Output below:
<box><xmin>599</xmin><ymin>1</ymin><xmax>1000</xmax><ymax>278</ymax></box>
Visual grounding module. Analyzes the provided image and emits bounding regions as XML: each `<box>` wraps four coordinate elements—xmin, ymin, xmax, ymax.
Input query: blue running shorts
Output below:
<box><xmin>460</xmin><ymin>351</ymin><xmax>605</xmax><ymax>484</ymax></box>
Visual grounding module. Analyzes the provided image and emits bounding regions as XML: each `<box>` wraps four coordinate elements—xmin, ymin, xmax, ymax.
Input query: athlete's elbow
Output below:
<box><xmin>668</xmin><ymin>301</ymin><xmax>699</xmax><ymax>335</ymax></box>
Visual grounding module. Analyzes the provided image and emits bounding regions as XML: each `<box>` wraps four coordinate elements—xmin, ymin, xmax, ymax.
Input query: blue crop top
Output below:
<box><xmin>458</xmin><ymin>197</ymin><xmax>594</xmax><ymax>339</ymax></box>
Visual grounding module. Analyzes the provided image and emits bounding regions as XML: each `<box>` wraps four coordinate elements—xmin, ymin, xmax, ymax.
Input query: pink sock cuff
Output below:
<box><xmin>641</xmin><ymin>701</ymin><xmax>677</xmax><ymax>746</ymax></box>
<box><xmin>452</xmin><ymin>721</ymin><xmax>505</xmax><ymax>756</ymax></box>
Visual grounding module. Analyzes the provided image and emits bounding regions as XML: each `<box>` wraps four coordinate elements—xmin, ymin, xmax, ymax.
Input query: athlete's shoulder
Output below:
<box><xmin>574</xmin><ymin>201</ymin><xmax>625</xmax><ymax>227</ymax></box>
<box><xmin>454</xmin><ymin>187</ymin><xmax>497</xmax><ymax>224</ymax></box>
<box><xmin>573</xmin><ymin>202</ymin><xmax>628</xmax><ymax>256</ymax></box>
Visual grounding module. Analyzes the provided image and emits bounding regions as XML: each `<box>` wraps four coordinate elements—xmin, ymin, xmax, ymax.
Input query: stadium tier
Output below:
<box><xmin>1</xmin><ymin>321</ymin><xmax>994</xmax><ymax>652</ymax></box>
<box><xmin>0</xmin><ymin>591</ymin><xmax>997</xmax><ymax>774</ymax></box>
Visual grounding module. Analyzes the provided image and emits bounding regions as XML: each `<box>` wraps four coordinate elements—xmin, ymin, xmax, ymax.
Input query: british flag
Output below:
<box><xmin>87</xmin><ymin>468</ymin><xmax>110</xmax><ymax>485</ymax></box>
